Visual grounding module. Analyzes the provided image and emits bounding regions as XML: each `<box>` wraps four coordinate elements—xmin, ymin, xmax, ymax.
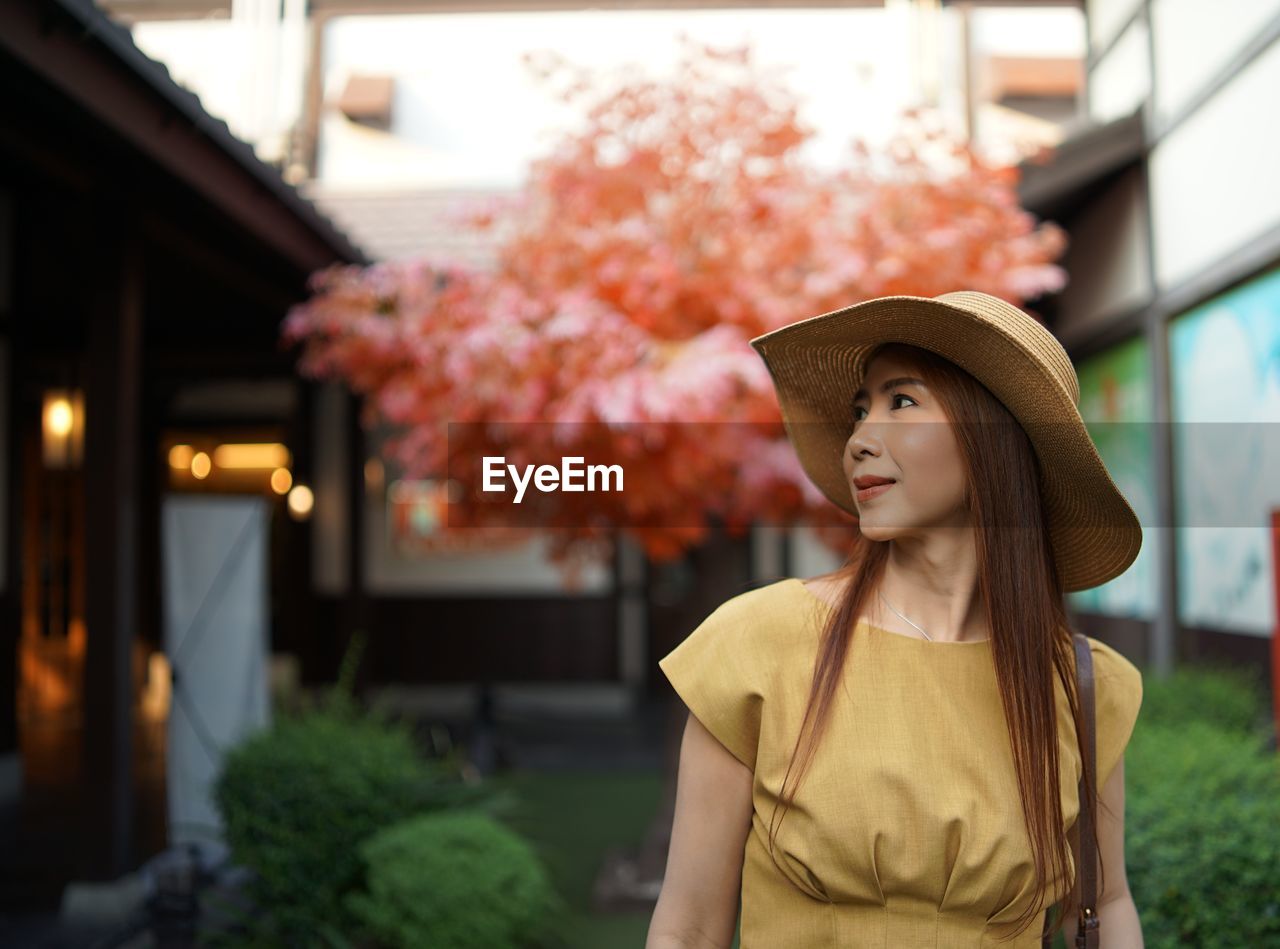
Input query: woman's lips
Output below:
<box><xmin>855</xmin><ymin>482</ymin><xmax>894</xmax><ymax>502</ymax></box>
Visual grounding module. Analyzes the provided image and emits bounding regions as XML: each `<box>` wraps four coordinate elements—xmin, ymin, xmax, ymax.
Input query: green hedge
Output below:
<box><xmin>346</xmin><ymin>809</ymin><xmax>565</xmax><ymax>949</ymax></box>
<box><xmin>1136</xmin><ymin>661</ymin><xmax>1269</xmax><ymax>736</ymax></box>
<box><xmin>1124</xmin><ymin>664</ymin><xmax>1280</xmax><ymax>948</ymax></box>
<box><xmin>212</xmin><ymin>696</ymin><xmax>508</xmax><ymax>946</ymax></box>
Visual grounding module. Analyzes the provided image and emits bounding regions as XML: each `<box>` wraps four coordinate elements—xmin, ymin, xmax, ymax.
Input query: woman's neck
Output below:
<box><xmin>875</xmin><ymin>536</ymin><xmax>988</xmax><ymax>644</ymax></box>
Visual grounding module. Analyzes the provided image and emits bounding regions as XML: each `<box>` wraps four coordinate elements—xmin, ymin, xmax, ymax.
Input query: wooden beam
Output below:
<box><xmin>345</xmin><ymin>390</ymin><xmax>370</xmax><ymax>695</ymax></box>
<box><xmin>0</xmin><ymin>0</ymin><xmax>364</xmax><ymax>273</ymax></box>
<box><xmin>82</xmin><ymin>202</ymin><xmax>143</xmax><ymax>880</ymax></box>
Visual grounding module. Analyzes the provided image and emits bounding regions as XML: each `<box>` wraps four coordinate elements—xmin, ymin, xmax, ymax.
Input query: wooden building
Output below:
<box><xmin>0</xmin><ymin>0</ymin><xmax>364</xmax><ymax>898</ymax></box>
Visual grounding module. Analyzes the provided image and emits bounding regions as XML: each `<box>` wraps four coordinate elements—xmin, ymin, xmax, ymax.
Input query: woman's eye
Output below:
<box><xmin>852</xmin><ymin>393</ymin><xmax>915</xmax><ymax>421</ymax></box>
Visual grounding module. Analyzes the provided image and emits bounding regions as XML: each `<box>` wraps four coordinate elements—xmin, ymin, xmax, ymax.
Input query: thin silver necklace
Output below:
<box><xmin>878</xmin><ymin>590</ymin><xmax>934</xmax><ymax>642</ymax></box>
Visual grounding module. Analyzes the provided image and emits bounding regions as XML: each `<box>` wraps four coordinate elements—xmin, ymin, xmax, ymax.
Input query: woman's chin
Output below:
<box><xmin>855</xmin><ymin>518</ymin><xmax>900</xmax><ymax>542</ymax></box>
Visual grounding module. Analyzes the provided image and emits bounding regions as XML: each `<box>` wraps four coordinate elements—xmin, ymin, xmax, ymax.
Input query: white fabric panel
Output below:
<box><xmin>1088</xmin><ymin>18</ymin><xmax>1150</xmax><ymax>123</ymax></box>
<box><xmin>1151</xmin><ymin>38</ymin><xmax>1280</xmax><ymax>289</ymax></box>
<box><xmin>1152</xmin><ymin>0</ymin><xmax>1280</xmax><ymax>122</ymax></box>
<box><xmin>162</xmin><ymin>495</ymin><xmax>271</xmax><ymax>851</ymax></box>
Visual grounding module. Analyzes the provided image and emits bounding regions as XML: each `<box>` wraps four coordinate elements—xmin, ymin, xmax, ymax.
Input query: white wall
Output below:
<box><xmin>1088</xmin><ymin>17</ymin><xmax>1150</xmax><ymax>123</ymax></box>
<box><xmin>972</xmin><ymin>5</ymin><xmax>1085</xmax><ymax>57</ymax></box>
<box><xmin>1086</xmin><ymin>0</ymin><xmax>1143</xmax><ymax>53</ymax></box>
<box><xmin>317</xmin><ymin>7</ymin><xmax>921</xmax><ymax>189</ymax></box>
<box><xmin>1150</xmin><ymin>38</ymin><xmax>1280</xmax><ymax>289</ymax></box>
<box><xmin>1151</xmin><ymin>0</ymin><xmax>1280</xmax><ymax>123</ymax></box>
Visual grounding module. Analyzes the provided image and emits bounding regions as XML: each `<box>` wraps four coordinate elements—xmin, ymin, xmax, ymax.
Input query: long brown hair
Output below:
<box><xmin>767</xmin><ymin>342</ymin><xmax>1108</xmax><ymax>943</ymax></box>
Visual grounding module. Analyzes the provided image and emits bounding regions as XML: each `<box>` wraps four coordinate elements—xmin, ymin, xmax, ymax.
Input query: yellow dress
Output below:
<box><xmin>658</xmin><ymin>578</ymin><xmax>1144</xmax><ymax>949</ymax></box>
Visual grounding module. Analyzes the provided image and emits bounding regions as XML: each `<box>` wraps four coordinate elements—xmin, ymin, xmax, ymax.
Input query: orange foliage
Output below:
<box><xmin>282</xmin><ymin>37</ymin><xmax>1066</xmax><ymax>580</ymax></box>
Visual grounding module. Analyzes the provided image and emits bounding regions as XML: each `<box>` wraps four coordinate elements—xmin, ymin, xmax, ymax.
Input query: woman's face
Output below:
<box><xmin>841</xmin><ymin>350</ymin><xmax>971</xmax><ymax>540</ymax></box>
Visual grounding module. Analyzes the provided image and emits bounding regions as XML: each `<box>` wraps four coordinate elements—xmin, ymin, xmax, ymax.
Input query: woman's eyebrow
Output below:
<box><xmin>852</xmin><ymin>376</ymin><xmax>927</xmax><ymax>402</ymax></box>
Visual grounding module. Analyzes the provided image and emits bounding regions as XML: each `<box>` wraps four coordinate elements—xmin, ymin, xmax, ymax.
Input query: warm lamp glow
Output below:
<box><xmin>191</xmin><ymin>451</ymin><xmax>212</xmax><ymax>479</ymax></box>
<box><xmin>141</xmin><ymin>652</ymin><xmax>172</xmax><ymax>722</ymax></box>
<box><xmin>46</xmin><ymin>399</ymin><xmax>73</xmax><ymax>437</ymax></box>
<box><xmin>213</xmin><ymin>443</ymin><xmax>290</xmax><ymax>469</ymax></box>
<box><xmin>41</xmin><ymin>389</ymin><xmax>85</xmax><ymax>469</ymax></box>
<box><xmin>168</xmin><ymin>444</ymin><xmax>195</xmax><ymax>469</ymax></box>
<box><xmin>271</xmin><ymin>467</ymin><xmax>293</xmax><ymax>494</ymax></box>
<box><xmin>287</xmin><ymin>484</ymin><xmax>314</xmax><ymax>520</ymax></box>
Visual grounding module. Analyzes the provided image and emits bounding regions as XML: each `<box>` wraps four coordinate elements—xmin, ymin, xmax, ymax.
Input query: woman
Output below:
<box><xmin>646</xmin><ymin>292</ymin><xmax>1145</xmax><ymax>949</ymax></box>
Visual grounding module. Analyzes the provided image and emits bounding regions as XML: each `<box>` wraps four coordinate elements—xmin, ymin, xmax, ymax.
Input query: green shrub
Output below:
<box><xmin>1126</xmin><ymin>716</ymin><xmax>1280</xmax><ymax>947</ymax></box>
<box><xmin>346</xmin><ymin>809</ymin><xmax>566</xmax><ymax>949</ymax></box>
<box><xmin>1136</xmin><ymin>662</ymin><xmax>1268</xmax><ymax>736</ymax></box>
<box><xmin>212</xmin><ymin>698</ymin><xmax>505</xmax><ymax>946</ymax></box>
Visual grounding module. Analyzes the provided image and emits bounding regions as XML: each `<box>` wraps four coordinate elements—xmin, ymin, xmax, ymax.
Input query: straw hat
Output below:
<box><xmin>749</xmin><ymin>290</ymin><xmax>1142</xmax><ymax>592</ymax></box>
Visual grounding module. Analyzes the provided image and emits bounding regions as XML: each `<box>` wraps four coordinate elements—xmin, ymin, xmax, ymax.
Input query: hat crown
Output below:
<box><xmin>933</xmin><ymin>291</ymin><xmax>1080</xmax><ymax>406</ymax></box>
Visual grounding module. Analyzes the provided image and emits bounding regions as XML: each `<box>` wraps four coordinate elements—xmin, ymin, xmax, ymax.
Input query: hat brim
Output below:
<box><xmin>750</xmin><ymin>294</ymin><xmax>1142</xmax><ymax>593</ymax></box>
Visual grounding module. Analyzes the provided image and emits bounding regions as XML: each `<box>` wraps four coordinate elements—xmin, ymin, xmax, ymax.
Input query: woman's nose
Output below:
<box><xmin>847</xmin><ymin>426</ymin><xmax>881</xmax><ymax>460</ymax></box>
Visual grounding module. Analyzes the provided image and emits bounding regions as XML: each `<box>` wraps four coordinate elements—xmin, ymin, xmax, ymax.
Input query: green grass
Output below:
<box><xmin>489</xmin><ymin>769</ymin><xmax>664</xmax><ymax>949</ymax></box>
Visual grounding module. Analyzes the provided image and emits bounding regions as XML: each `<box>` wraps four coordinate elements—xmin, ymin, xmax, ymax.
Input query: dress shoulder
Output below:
<box><xmin>1082</xmin><ymin>636</ymin><xmax>1144</xmax><ymax>790</ymax></box>
<box><xmin>657</xmin><ymin>580</ymin><xmax>805</xmax><ymax>771</ymax></box>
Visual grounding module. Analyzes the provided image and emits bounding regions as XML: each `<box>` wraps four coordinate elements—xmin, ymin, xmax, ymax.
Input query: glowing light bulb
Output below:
<box><xmin>46</xmin><ymin>399</ymin><xmax>73</xmax><ymax>438</ymax></box>
<box><xmin>271</xmin><ymin>467</ymin><xmax>293</xmax><ymax>495</ymax></box>
<box><xmin>287</xmin><ymin>484</ymin><xmax>314</xmax><ymax>520</ymax></box>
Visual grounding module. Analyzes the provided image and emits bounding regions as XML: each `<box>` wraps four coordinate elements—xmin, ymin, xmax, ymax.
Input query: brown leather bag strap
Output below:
<box><xmin>1073</xmin><ymin>632</ymin><xmax>1100</xmax><ymax>948</ymax></box>
<box><xmin>1041</xmin><ymin>633</ymin><xmax>1100</xmax><ymax>949</ymax></box>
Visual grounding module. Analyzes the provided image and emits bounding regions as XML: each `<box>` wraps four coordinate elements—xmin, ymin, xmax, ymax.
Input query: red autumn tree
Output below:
<box><xmin>282</xmin><ymin>37</ymin><xmax>1067</xmax><ymax>584</ymax></box>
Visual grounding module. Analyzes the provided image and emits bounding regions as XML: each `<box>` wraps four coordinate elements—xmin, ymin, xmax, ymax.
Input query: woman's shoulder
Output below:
<box><xmin>1081</xmin><ymin>634</ymin><xmax>1143</xmax><ymax>687</ymax></box>
<box><xmin>658</xmin><ymin>579</ymin><xmax>814</xmax><ymax>770</ymax></box>
<box><xmin>700</xmin><ymin>578</ymin><xmax>827</xmax><ymax>637</ymax></box>
<box><xmin>665</xmin><ymin>579</ymin><xmax>817</xmax><ymax>664</ymax></box>
<box><xmin>1061</xmin><ymin>634</ymin><xmax>1144</xmax><ymax>717</ymax></box>
<box><xmin>711</xmin><ymin>577</ymin><xmax>811</xmax><ymax>616</ymax></box>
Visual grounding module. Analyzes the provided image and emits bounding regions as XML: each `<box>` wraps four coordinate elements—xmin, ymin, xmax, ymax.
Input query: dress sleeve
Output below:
<box><xmin>658</xmin><ymin>597</ymin><xmax>767</xmax><ymax>772</ymax></box>
<box><xmin>1086</xmin><ymin>638</ymin><xmax>1144</xmax><ymax>791</ymax></box>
